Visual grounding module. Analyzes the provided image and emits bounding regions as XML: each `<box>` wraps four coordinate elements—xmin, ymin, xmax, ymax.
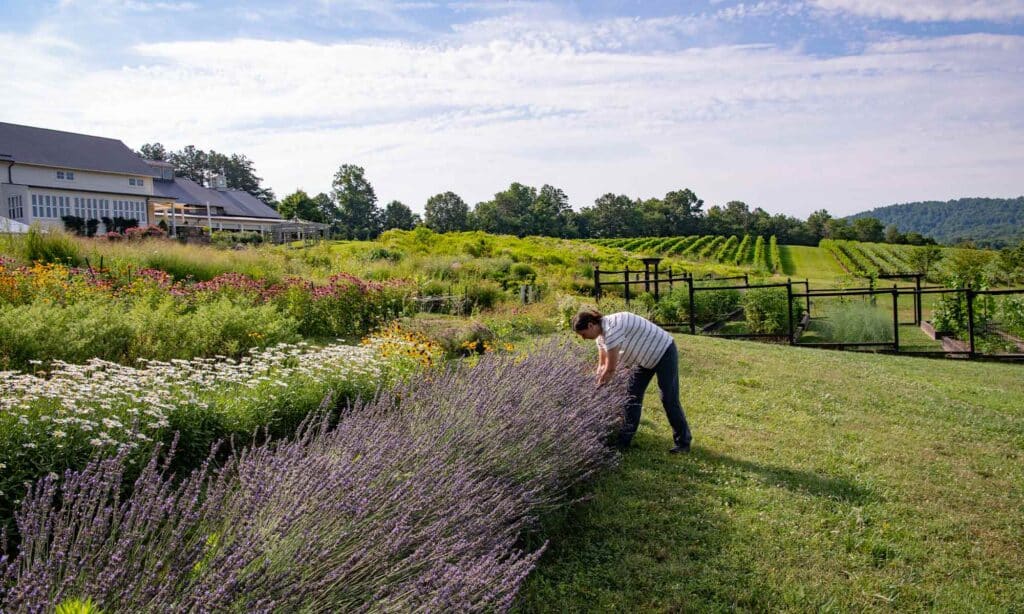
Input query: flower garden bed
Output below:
<box><xmin>0</xmin><ymin>341</ymin><xmax>627</xmax><ymax>611</ymax></box>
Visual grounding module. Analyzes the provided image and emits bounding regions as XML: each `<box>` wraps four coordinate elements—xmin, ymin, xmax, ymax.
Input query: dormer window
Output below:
<box><xmin>129</xmin><ymin>177</ymin><xmax>144</xmax><ymax>187</ymax></box>
<box><xmin>56</xmin><ymin>170</ymin><xmax>75</xmax><ymax>181</ymax></box>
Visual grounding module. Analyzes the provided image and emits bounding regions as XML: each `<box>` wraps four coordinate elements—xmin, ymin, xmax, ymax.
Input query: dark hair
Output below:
<box><xmin>571</xmin><ymin>309</ymin><xmax>603</xmax><ymax>331</ymax></box>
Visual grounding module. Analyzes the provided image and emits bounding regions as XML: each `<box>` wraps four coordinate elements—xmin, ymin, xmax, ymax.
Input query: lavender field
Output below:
<box><xmin>1</xmin><ymin>342</ymin><xmax>628</xmax><ymax>611</ymax></box>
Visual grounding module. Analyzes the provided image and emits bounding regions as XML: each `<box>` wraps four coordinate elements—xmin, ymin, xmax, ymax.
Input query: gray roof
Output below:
<box><xmin>0</xmin><ymin>122</ymin><xmax>159</xmax><ymax>177</ymax></box>
<box><xmin>153</xmin><ymin>176</ymin><xmax>280</xmax><ymax>220</ymax></box>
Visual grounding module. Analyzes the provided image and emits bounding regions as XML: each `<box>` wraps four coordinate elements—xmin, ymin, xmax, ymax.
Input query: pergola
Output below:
<box><xmin>272</xmin><ymin>219</ymin><xmax>330</xmax><ymax>244</ymax></box>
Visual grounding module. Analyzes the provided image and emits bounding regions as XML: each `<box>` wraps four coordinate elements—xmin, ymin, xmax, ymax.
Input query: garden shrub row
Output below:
<box><xmin>0</xmin><ymin>261</ymin><xmax>413</xmax><ymax>369</ymax></box>
<box><xmin>733</xmin><ymin>235</ymin><xmax>752</xmax><ymax>265</ymax></box>
<box><xmin>715</xmin><ymin>235</ymin><xmax>740</xmax><ymax>263</ymax></box>
<box><xmin>0</xmin><ymin>342</ymin><xmax>628</xmax><ymax>612</ymax></box>
<box><xmin>770</xmin><ymin>235</ymin><xmax>782</xmax><ymax>273</ymax></box>
<box><xmin>752</xmin><ymin>236</ymin><xmax>768</xmax><ymax>273</ymax></box>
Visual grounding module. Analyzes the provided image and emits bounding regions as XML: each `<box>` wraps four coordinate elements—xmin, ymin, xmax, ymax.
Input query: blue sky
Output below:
<box><xmin>2</xmin><ymin>0</ymin><xmax>1023</xmax><ymax>217</ymax></box>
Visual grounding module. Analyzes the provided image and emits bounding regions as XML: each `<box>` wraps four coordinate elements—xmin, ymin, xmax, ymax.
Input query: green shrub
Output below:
<box><xmin>465</xmin><ymin>281</ymin><xmax>504</xmax><ymax>311</ymax></box>
<box><xmin>693</xmin><ymin>287</ymin><xmax>742</xmax><ymax>324</ymax></box>
<box><xmin>1000</xmin><ymin>296</ymin><xmax>1024</xmax><ymax>338</ymax></box>
<box><xmin>742</xmin><ymin>288</ymin><xmax>803</xmax><ymax>334</ymax></box>
<box><xmin>0</xmin><ymin>296</ymin><xmax>301</xmax><ymax>370</ymax></box>
<box><xmin>510</xmin><ymin>262</ymin><xmax>537</xmax><ymax>280</ymax></box>
<box><xmin>366</xmin><ymin>247</ymin><xmax>403</xmax><ymax>262</ymax></box>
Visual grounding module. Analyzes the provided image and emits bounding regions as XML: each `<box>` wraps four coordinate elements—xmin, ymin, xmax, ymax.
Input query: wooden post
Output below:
<box><xmin>804</xmin><ymin>278</ymin><xmax>811</xmax><ymax>317</ymax></box>
<box><xmin>668</xmin><ymin>266</ymin><xmax>674</xmax><ymax>290</ymax></box>
<box><xmin>786</xmin><ymin>278</ymin><xmax>795</xmax><ymax>345</ymax></box>
<box><xmin>966</xmin><ymin>287</ymin><xmax>976</xmax><ymax>357</ymax></box>
<box><xmin>653</xmin><ymin>261</ymin><xmax>660</xmax><ymax>301</ymax></box>
<box><xmin>892</xmin><ymin>285</ymin><xmax>900</xmax><ymax>352</ymax></box>
<box><xmin>624</xmin><ymin>266</ymin><xmax>631</xmax><ymax>305</ymax></box>
<box><xmin>593</xmin><ymin>266</ymin><xmax>601</xmax><ymax>300</ymax></box>
<box><xmin>744</xmin><ymin>273</ymin><xmax>749</xmax><ymax>287</ymax></box>
<box><xmin>644</xmin><ymin>265</ymin><xmax>651</xmax><ymax>294</ymax></box>
<box><xmin>687</xmin><ymin>274</ymin><xmax>696</xmax><ymax>335</ymax></box>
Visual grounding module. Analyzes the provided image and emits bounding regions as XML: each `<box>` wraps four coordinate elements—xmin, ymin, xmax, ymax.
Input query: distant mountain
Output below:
<box><xmin>847</xmin><ymin>197</ymin><xmax>1024</xmax><ymax>248</ymax></box>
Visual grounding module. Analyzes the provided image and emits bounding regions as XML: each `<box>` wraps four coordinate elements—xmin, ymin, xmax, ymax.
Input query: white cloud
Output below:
<box><xmin>810</xmin><ymin>0</ymin><xmax>1024</xmax><ymax>22</ymax></box>
<box><xmin>58</xmin><ymin>0</ymin><xmax>198</xmax><ymax>11</ymax></box>
<box><xmin>2</xmin><ymin>16</ymin><xmax>1022</xmax><ymax>217</ymax></box>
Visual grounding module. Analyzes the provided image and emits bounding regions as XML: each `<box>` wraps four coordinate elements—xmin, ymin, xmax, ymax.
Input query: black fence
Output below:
<box><xmin>593</xmin><ymin>262</ymin><xmax>1024</xmax><ymax>362</ymax></box>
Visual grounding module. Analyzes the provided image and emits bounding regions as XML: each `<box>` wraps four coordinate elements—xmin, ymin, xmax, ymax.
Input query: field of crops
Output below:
<box><xmin>591</xmin><ymin>234</ymin><xmax>782</xmax><ymax>274</ymax></box>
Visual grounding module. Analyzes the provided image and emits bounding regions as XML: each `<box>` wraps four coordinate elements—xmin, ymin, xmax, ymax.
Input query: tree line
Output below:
<box><xmin>848</xmin><ymin>197</ymin><xmax>1024</xmax><ymax>249</ymax></box>
<box><xmin>138</xmin><ymin>144</ymin><xmax>935</xmax><ymax>245</ymax></box>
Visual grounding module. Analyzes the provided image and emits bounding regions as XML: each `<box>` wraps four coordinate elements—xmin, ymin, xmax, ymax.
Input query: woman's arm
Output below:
<box><xmin>598</xmin><ymin>347</ymin><xmax>619</xmax><ymax>386</ymax></box>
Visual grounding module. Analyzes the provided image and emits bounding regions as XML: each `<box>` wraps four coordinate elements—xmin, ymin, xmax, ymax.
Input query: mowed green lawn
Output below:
<box><xmin>779</xmin><ymin>245</ymin><xmax>848</xmax><ymax>284</ymax></box>
<box><xmin>517</xmin><ymin>335</ymin><xmax>1024</xmax><ymax>612</ymax></box>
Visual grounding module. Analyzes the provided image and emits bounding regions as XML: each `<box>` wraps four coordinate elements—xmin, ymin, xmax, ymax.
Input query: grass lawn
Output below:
<box><xmin>517</xmin><ymin>335</ymin><xmax>1024</xmax><ymax>612</ymax></box>
<box><xmin>778</xmin><ymin>245</ymin><xmax>848</xmax><ymax>285</ymax></box>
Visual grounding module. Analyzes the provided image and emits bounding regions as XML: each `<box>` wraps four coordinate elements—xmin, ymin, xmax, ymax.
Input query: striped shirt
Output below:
<box><xmin>596</xmin><ymin>312</ymin><xmax>674</xmax><ymax>369</ymax></box>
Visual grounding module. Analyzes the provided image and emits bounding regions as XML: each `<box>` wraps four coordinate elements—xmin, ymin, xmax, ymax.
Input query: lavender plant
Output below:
<box><xmin>0</xmin><ymin>341</ymin><xmax>627</xmax><ymax>612</ymax></box>
<box><xmin>1</xmin><ymin>338</ymin><xmax>422</xmax><ymax>527</ymax></box>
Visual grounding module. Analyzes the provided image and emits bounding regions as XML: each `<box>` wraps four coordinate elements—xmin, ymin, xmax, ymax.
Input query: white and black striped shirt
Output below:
<box><xmin>596</xmin><ymin>312</ymin><xmax>674</xmax><ymax>369</ymax></box>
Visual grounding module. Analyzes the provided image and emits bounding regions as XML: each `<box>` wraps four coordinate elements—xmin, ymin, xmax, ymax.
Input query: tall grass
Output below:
<box><xmin>19</xmin><ymin>227</ymin><xmax>83</xmax><ymax>266</ymax></box>
<box><xmin>822</xmin><ymin>301</ymin><xmax>893</xmax><ymax>342</ymax></box>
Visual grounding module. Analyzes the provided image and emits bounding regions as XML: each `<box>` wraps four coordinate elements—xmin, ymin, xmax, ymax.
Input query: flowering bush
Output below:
<box><xmin>0</xmin><ymin>262</ymin><xmax>414</xmax><ymax>368</ymax></box>
<box><xmin>0</xmin><ymin>341</ymin><xmax>628</xmax><ymax>611</ymax></box>
<box><xmin>0</xmin><ymin>340</ymin><xmax>402</xmax><ymax>528</ymax></box>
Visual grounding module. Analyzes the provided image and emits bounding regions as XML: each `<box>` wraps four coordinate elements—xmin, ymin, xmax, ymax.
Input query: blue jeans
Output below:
<box><xmin>619</xmin><ymin>342</ymin><xmax>692</xmax><ymax>448</ymax></box>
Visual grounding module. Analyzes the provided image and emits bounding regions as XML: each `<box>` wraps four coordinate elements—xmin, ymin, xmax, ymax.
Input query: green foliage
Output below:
<box><xmin>848</xmin><ymin>197</ymin><xmax>1024</xmax><ymax>248</ymax></box>
<box><xmin>424</xmin><ymin>191</ymin><xmax>469</xmax><ymax>233</ymax></box>
<box><xmin>211</xmin><ymin>230</ymin><xmax>264</xmax><ymax>247</ymax></box>
<box><xmin>382</xmin><ymin>200</ymin><xmax>419</xmax><ymax>231</ymax></box>
<box><xmin>1001</xmin><ymin>296</ymin><xmax>1024</xmax><ymax>338</ymax></box>
<box><xmin>465</xmin><ymin>281</ymin><xmax>504</xmax><ymax>311</ymax></box>
<box><xmin>769</xmin><ymin>236</ymin><xmax>782</xmax><ymax>273</ymax></box>
<box><xmin>278</xmin><ymin>189</ymin><xmax>328</xmax><ymax>223</ymax></box>
<box><xmin>0</xmin><ymin>296</ymin><xmax>301</xmax><ymax>370</ymax></box>
<box><xmin>55</xmin><ymin>598</ymin><xmax>104</xmax><ymax>614</ymax></box>
<box><xmin>332</xmin><ymin>164</ymin><xmax>381</xmax><ymax>239</ymax></box>
<box><xmin>22</xmin><ymin>226</ymin><xmax>82</xmax><ymax>266</ymax></box>
<box><xmin>694</xmin><ymin>287</ymin><xmax>742</xmax><ymax>324</ymax></box>
<box><xmin>742</xmin><ymin>287</ymin><xmax>802</xmax><ymax>334</ymax></box>
<box><xmin>931</xmin><ymin>250</ymin><xmax>999</xmax><ymax>335</ymax></box>
<box><xmin>146</xmin><ymin>143</ymin><xmax>276</xmax><ymax>205</ymax></box>
<box><xmin>752</xmin><ymin>236</ymin><xmax>768</xmax><ymax>273</ymax></box>
<box><xmin>821</xmin><ymin>301</ymin><xmax>893</xmax><ymax>343</ymax></box>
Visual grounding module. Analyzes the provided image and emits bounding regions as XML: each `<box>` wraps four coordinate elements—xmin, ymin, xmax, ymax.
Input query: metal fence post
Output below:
<box><xmin>744</xmin><ymin>273</ymin><xmax>749</xmax><ymax>287</ymax></box>
<box><xmin>593</xmin><ymin>266</ymin><xmax>601</xmax><ymax>300</ymax></box>
<box><xmin>915</xmin><ymin>274</ymin><xmax>922</xmax><ymax>325</ymax></box>
<box><xmin>653</xmin><ymin>264</ymin><xmax>660</xmax><ymax>301</ymax></box>
<box><xmin>804</xmin><ymin>278</ymin><xmax>811</xmax><ymax>317</ymax></box>
<box><xmin>624</xmin><ymin>266</ymin><xmax>631</xmax><ymax>306</ymax></box>
<box><xmin>786</xmin><ymin>278</ymin><xmax>795</xmax><ymax>345</ymax></box>
<box><xmin>966</xmin><ymin>287</ymin><xmax>976</xmax><ymax>357</ymax></box>
<box><xmin>891</xmin><ymin>285</ymin><xmax>900</xmax><ymax>352</ymax></box>
<box><xmin>687</xmin><ymin>274</ymin><xmax>696</xmax><ymax>335</ymax></box>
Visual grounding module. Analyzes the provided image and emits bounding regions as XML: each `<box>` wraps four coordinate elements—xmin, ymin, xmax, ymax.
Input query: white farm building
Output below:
<box><xmin>0</xmin><ymin>122</ymin><xmax>283</xmax><ymax>237</ymax></box>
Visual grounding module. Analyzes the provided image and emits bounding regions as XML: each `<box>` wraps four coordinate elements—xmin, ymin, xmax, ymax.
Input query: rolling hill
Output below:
<box><xmin>847</xmin><ymin>197</ymin><xmax>1024</xmax><ymax>248</ymax></box>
